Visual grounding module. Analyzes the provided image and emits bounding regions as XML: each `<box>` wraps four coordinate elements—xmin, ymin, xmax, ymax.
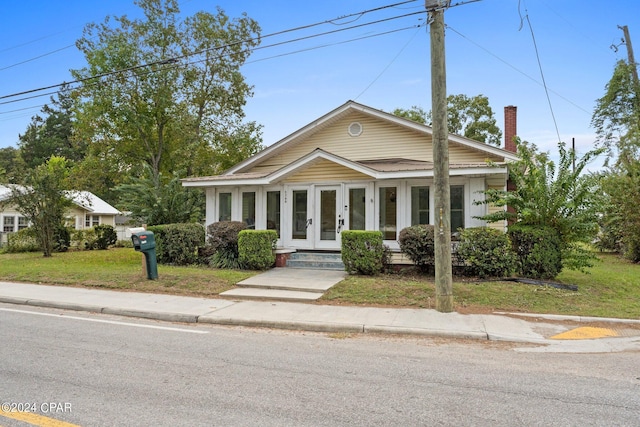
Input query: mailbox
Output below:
<box><xmin>131</xmin><ymin>230</ymin><xmax>158</xmax><ymax>280</ymax></box>
<box><xmin>132</xmin><ymin>231</ymin><xmax>155</xmax><ymax>251</ymax></box>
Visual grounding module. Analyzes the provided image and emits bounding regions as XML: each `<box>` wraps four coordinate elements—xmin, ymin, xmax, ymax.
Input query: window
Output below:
<box><xmin>219</xmin><ymin>192</ymin><xmax>232</xmax><ymax>222</ymax></box>
<box><xmin>17</xmin><ymin>216</ymin><xmax>29</xmax><ymax>230</ymax></box>
<box><xmin>242</xmin><ymin>192</ymin><xmax>256</xmax><ymax>228</ymax></box>
<box><xmin>3</xmin><ymin>216</ymin><xmax>15</xmax><ymax>233</ymax></box>
<box><xmin>85</xmin><ymin>215</ymin><xmax>100</xmax><ymax>227</ymax></box>
<box><xmin>379</xmin><ymin>187</ymin><xmax>397</xmax><ymax>240</ymax></box>
<box><xmin>349</xmin><ymin>188</ymin><xmax>366</xmax><ymax>230</ymax></box>
<box><xmin>411</xmin><ymin>186</ymin><xmax>429</xmax><ymax>225</ymax></box>
<box><xmin>451</xmin><ymin>185</ymin><xmax>464</xmax><ymax>232</ymax></box>
<box><xmin>266</xmin><ymin>191</ymin><xmax>281</xmax><ymax>237</ymax></box>
<box><xmin>292</xmin><ymin>190</ymin><xmax>308</xmax><ymax>240</ymax></box>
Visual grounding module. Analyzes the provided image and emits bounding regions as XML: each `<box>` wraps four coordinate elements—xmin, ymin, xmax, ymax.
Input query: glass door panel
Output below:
<box><xmin>292</xmin><ymin>190</ymin><xmax>308</xmax><ymax>240</ymax></box>
<box><xmin>319</xmin><ymin>189</ymin><xmax>337</xmax><ymax>241</ymax></box>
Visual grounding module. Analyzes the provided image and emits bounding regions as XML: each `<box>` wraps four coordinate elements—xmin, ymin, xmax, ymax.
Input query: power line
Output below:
<box><xmin>0</xmin><ymin>7</ymin><xmax>423</xmax><ymax>108</ymax></box>
<box><xmin>446</xmin><ymin>25</ymin><xmax>590</xmax><ymax>115</ymax></box>
<box><xmin>519</xmin><ymin>1</ymin><xmax>562</xmax><ymax>143</ymax></box>
<box><xmin>0</xmin><ymin>5</ymin><xmax>423</xmax><ymax>104</ymax></box>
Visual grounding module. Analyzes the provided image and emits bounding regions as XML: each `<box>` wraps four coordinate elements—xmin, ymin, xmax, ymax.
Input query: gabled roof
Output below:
<box><xmin>69</xmin><ymin>191</ymin><xmax>121</xmax><ymax>215</ymax></box>
<box><xmin>183</xmin><ymin>148</ymin><xmax>508</xmax><ymax>187</ymax></box>
<box><xmin>0</xmin><ymin>185</ymin><xmax>120</xmax><ymax>215</ymax></box>
<box><xmin>223</xmin><ymin>100</ymin><xmax>519</xmax><ymax>176</ymax></box>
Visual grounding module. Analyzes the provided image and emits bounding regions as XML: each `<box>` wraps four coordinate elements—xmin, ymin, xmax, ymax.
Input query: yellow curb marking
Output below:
<box><xmin>0</xmin><ymin>411</ymin><xmax>80</xmax><ymax>427</ymax></box>
<box><xmin>551</xmin><ymin>326</ymin><xmax>619</xmax><ymax>340</ymax></box>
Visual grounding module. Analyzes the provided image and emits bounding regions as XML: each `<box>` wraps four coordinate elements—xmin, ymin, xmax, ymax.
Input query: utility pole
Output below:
<box><xmin>619</xmin><ymin>25</ymin><xmax>639</xmax><ymax>88</ymax></box>
<box><xmin>427</xmin><ymin>0</ymin><xmax>453</xmax><ymax>312</ymax></box>
<box><xmin>618</xmin><ymin>25</ymin><xmax>640</xmax><ymax>117</ymax></box>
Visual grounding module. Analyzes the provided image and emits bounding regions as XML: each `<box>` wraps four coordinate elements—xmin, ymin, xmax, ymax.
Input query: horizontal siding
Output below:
<box><xmin>283</xmin><ymin>160</ymin><xmax>371</xmax><ymax>183</ymax></box>
<box><xmin>251</xmin><ymin>111</ymin><xmax>504</xmax><ymax>174</ymax></box>
<box><xmin>250</xmin><ymin>113</ymin><xmax>431</xmax><ymax>174</ymax></box>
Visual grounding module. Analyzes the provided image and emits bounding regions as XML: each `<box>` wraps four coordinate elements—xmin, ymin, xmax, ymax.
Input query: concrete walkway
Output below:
<box><xmin>220</xmin><ymin>267</ymin><xmax>346</xmax><ymax>301</ymax></box>
<box><xmin>1</xmin><ymin>277</ymin><xmax>639</xmax><ymax>353</ymax></box>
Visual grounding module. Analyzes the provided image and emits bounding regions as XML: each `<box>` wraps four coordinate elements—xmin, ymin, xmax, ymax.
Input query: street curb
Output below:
<box><xmin>364</xmin><ymin>325</ymin><xmax>488</xmax><ymax>340</ymax></box>
<box><xmin>101</xmin><ymin>308</ymin><xmax>199</xmax><ymax>324</ymax></box>
<box><xmin>197</xmin><ymin>317</ymin><xmax>365</xmax><ymax>334</ymax></box>
<box><xmin>498</xmin><ymin>312</ymin><xmax>640</xmax><ymax>325</ymax></box>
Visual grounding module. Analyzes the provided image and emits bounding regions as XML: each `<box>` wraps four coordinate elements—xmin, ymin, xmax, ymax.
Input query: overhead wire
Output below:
<box><xmin>518</xmin><ymin>0</ymin><xmax>562</xmax><ymax>144</ymax></box>
<box><xmin>445</xmin><ymin>25</ymin><xmax>590</xmax><ymax>115</ymax></box>
<box><xmin>0</xmin><ymin>4</ymin><xmax>424</xmax><ymax>107</ymax></box>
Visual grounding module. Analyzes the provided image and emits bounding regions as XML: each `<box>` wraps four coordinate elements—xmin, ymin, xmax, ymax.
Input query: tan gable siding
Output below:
<box><xmin>250</xmin><ymin>112</ymin><xmax>504</xmax><ymax>174</ymax></box>
<box><xmin>250</xmin><ymin>114</ymin><xmax>432</xmax><ymax>173</ymax></box>
<box><xmin>283</xmin><ymin>159</ymin><xmax>371</xmax><ymax>183</ymax></box>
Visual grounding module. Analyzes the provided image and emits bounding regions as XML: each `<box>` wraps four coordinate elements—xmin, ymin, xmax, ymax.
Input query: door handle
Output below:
<box><xmin>305</xmin><ymin>218</ymin><xmax>313</xmax><ymax>229</ymax></box>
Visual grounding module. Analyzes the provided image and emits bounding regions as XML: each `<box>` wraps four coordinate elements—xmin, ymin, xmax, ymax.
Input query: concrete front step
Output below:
<box><xmin>286</xmin><ymin>252</ymin><xmax>345</xmax><ymax>270</ymax></box>
<box><xmin>223</xmin><ymin>267</ymin><xmax>347</xmax><ymax>303</ymax></box>
<box><xmin>220</xmin><ymin>288</ymin><xmax>322</xmax><ymax>302</ymax></box>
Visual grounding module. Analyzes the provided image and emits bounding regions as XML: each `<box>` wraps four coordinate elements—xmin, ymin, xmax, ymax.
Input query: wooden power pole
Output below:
<box><xmin>428</xmin><ymin>1</ymin><xmax>453</xmax><ymax>312</ymax></box>
<box><xmin>619</xmin><ymin>25</ymin><xmax>639</xmax><ymax>88</ymax></box>
<box><xmin>619</xmin><ymin>25</ymin><xmax>640</xmax><ymax>115</ymax></box>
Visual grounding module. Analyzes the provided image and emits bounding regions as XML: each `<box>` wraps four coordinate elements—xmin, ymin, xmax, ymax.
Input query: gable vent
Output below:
<box><xmin>348</xmin><ymin>122</ymin><xmax>363</xmax><ymax>137</ymax></box>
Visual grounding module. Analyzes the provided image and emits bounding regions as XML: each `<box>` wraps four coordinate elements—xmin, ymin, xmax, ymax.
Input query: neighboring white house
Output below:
<box><xmin>0</xmin><ymin>185</ymin><xmax>121</xmax><ymax>245</ymax></box>
<box><xmin>182</xmin><ymin>101</ymin><xmax>520</xmax><ymax>254</ymax></box>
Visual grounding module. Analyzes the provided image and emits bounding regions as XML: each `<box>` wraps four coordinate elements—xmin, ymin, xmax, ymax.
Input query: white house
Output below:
<box><xmin>182</xmin><ymin>101</ymin><xmax>519</xmax><ymax>254</ymax></box>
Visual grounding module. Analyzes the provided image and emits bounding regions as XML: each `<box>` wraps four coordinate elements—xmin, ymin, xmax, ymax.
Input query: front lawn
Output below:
<box><xmin>0</xmin><ymin>249</ymin><xmax>254</xmax><ymax>297</ymax></box>
<box><xmin>0</xmin><ymin>249</ymin><xmax>638</xmax><ymax>319</ymax></box>
<box><xmin>321</xmin><ymin>253</ymin><xmax>640</xmax><ymax>318</ymax></box>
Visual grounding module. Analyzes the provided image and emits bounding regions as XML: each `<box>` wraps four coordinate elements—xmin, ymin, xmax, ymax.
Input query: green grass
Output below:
<box><xmin>0</xmin><ymin>249</ymin><xmax>638</xmax><ymax>319</ymax></box>
<box><xmin>322</xmin><ymin>253</ymin><xmax>640</xmax><ymax>319</ymax></box>
<box><xmin>0</xmin><ymin>249</ymin><xmax>255</xmax><ymax>297</ymax></box>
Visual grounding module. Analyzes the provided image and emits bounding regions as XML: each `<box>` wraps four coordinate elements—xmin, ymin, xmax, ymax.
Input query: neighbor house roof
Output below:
<box><xmin>0</xmin><ymin>185</ymin><xmax>120</xmax><ymax>215</ymax></box>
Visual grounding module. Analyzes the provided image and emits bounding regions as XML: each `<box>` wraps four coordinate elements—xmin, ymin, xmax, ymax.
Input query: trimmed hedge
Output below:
<box><xmin>147</xmin><ymin>223</ymin><xmax>205</xmax><ymax>266</ymax></box>
<box><xmin>457</xmin><ymin>227</ymin><xmax>516</xmax><ymax>278</ymax></box>
<box><xmin>238</xmin><ymin>230</ymin><xmax>278</xmax><ymax>270</ymax></box>
<box><xmin>508</xmin><ymin>224</ymin><xmax>563</xmax><ymax>279</ymax></box>
<box><xmin>341</xmin><ymin>230</ymin><xmax>387</xmax><ymax>275</ymax></box>
<box><xmin>398</xmin><ymin>225</ymin><xmax>435</xmax><ymax>273</ymax></box>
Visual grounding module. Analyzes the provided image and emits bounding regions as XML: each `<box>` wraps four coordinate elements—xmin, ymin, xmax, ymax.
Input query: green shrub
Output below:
<box><xmin>457</xmin><ymin>227</ymin><xmax>516</xmax><ymax>278</ymax></box>
<box><xmin>341</xmin><ymin>230</ymin><xmax>386</xmax><ymax>275</ymax></box>
<box><xmin>508</xmin><ymin>224</ymin><xmax>563</xmax><ymax>279</ymax></box>
<box><xmin>71</xmin><ymin>229</ymin><xmax>91</xmax><ymax>250</ymax></box>
<box><xmin>54</xmin><ymin>226</ymin><xmax>71</xmax><ymax>252</ymax></box>
<box><xmin>147</xmin><ymin>223</ymin><xmax>205</xmax><ymax>265</ymax></box>
<box><xmin>93</xmin><ymin>224</ymin><xmax>117</xmax><ymax>250</ymax></box>
<box><xmin>6</xmin><ymin>228</ymin><xmax>40</xmax><ymax>253</ymax></box>
<box><xmin>206</xmin><ymin>221</ymin><xmax>247</xmax><ymax>269</ymax></box>
<box><xmin>238</xmin><ymin>230</ymin><xmax>278</xmax><ymax>270</ymax></box>
<box><xmin>398</xmin><ymin>225</ymin><xmax>435</xmax><ymax>272</ymax></box>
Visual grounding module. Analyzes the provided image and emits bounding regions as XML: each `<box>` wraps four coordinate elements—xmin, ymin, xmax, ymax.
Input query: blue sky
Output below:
<box><xmin>1</xmin><ymin>0</ymin><xmax>638</xmax><ymax>171</ymax></box>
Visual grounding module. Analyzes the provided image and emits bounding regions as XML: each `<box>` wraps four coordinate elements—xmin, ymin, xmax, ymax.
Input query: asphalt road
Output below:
<box><xmin>1</xmin><ymin>303</ymin><xmax>639</xmax><ymax>426</ymax></box>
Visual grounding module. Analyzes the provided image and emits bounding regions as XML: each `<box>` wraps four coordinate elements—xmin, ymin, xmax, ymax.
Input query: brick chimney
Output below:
<box><xmin>504</xmin><ymin>105</ymin><xmax>517</xmax><ymax>153</ymax></box>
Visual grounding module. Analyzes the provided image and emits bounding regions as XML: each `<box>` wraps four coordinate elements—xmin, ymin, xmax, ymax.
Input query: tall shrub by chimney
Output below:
<box><xmin>504</xmin><ymin>105</ymin><xmax>517</xmax><ymax>153</ymax></box>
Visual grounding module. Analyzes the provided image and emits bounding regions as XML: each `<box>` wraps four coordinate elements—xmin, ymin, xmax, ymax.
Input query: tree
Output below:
<box><xmin>18</xmin><ymin>87</ymin><xmax>86</xmax><ymax>170</ymax></box>
<box><xmin>592</xmin><ymin>58</ymin><xmax>640</xmax><ymax>261</ymax></box>
<box><xmin>0</xmin><ymin>147</ymin><xmax>24</xmax><ymax>183</ymax></box>
<box><xmin>71</xmin><ymin>0</ymin><xmax>262</xmax><ymax>184</ymax></box>
<box><xmin>480</xmin><ymin>138</ymin><xmax>604</xmax><ymax>272</ymax></box>
<box><xmin>592</xmin><ymin>60</ymin><xmax>640</xmax><ymax>161</ymax></box>
<box><xmin>392</xmin><ymin>94</ymin><xmax>502</xmax><ymax>145</ymax></box>
<box><xmin>2</xmin><ymin>156</ymin><xmax>74</xmax><ymax>257</ymax></box>
<box><xmin>115</xmin><ymin>164</ymin><xmax>203</xmax><ymax>226</ymax></box>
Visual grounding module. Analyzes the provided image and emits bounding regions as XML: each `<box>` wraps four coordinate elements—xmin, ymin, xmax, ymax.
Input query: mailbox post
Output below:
<box><xmin>131</xmin><ymin>230</ymin><xmax>158</xmax><ymax>280</ymax></box>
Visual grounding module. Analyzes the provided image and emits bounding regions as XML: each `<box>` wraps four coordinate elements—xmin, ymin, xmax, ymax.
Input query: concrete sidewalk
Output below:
<box><xmin>1</xmin><ymin>280</ymin><xmax>639</xmax><ymax>353</ymax></box>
